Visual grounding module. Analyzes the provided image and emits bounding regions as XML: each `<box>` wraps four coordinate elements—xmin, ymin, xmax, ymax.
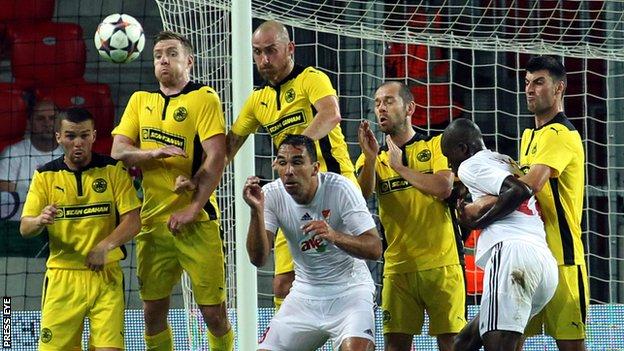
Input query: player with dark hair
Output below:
<box><xmin>21</xmin><ymin>107</ymin><xmax>142</xmax><ymax>350</ymax></box>
<box><xmin>244</xmin><ymin>134</ymin><xmax>381</xmax><ymax>351</ymax></box>
<box><xmin>356</xmin><ymin>81</ymin><xmax>466</xmax><ymax>351</ymax></box>
<box><xmin>521</xmin><ymin>55</ymin><xmax>588</xmax><ymax>351</ymax></box>
<box><xmin>111</xmin><ymin>30</ymin><xmax>233</xmax><ymax>351</ymax></box>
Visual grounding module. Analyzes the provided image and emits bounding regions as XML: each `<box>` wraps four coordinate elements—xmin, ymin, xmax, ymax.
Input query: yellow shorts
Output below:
<box><xmin>382</xmin><ymin>265</ymin><xmax>467</xmax><ymax>336</ymax></box>
<box><xmin>39</xmin><ymin>264</ymin><xmax>125</xmax><ymax>350</ymax></box>
<box><xmin>525</xmin><ymin>264</ymin><xmax>589</xmax><ymax>339</ymax></box>
<box><xmin>273</xmin><ymin>171</ymin><xmax>358</xmax><ymax>276</ymax></box>
<box><xmin>136</xmin><ymin>220</ymin><xmax>226</xmax><ymax>306</ymax></box>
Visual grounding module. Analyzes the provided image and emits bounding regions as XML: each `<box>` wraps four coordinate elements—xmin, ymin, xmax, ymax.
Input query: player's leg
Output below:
<box><xmin>178</xmin><ymin>220</ymin><xmax>233</xmax><ymax>350</ymax></box>
<box><xmin>382</xmin><ymin>272</ymin><xmax>423</xmax><ymax>351</ymax></box>
<box><xmin>420</xmin><ymin>265</ymin><xmax>467</xmax><ymax>351</ymax></box>
<box><xmin>548</xmin><ymin>265</ymin><xmax>588</xmax><ymax>351</ymax></box>
<box><xmin>88</xmin><ymin>263</ymin><xmax>125</xmax><ymax>351</ymax></box>
<box><xmin>328</xmin><ymin>287</ymin><xmax>376</xmax><ymax>351</ymax></box>
<box><xmin>482</xmin><ymin>330</ymin><xmax>523</xmax><ymax>351</ymax></box>
<box><xmin>39</xmin><ymin>269</ymin><xmax>87</xmax><ymax>351</ymax></box>
<box><xmin>136</xmin><ymin>224</ymin><xmax>181</xmax><ymax>351</ymax></box>
<box><xmin>452</xmin><ymin>315</ymin><xmax>482</xmax><ymax>351</ymax></box>
<box><xmin>273</xmin><ymin>228</ymin><xmax>294</xmax><ymax>310</ymax></box>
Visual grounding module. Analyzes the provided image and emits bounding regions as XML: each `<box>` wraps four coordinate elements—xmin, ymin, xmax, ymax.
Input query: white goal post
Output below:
<box><xmin>155</xmin><ymin>1</ymin><xmax>624</xmax><ymax>349</ymax></box>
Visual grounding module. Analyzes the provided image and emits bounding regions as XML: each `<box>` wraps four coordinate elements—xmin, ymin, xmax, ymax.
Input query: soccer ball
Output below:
<box><xmin>94</xmin><ymin>13</ymin><xmax>145</xmax><ymax>64</ymax></box>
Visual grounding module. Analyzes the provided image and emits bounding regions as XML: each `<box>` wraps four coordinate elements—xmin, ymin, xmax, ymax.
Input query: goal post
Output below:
<box><xmin>155</xmin><ymin>0</ymin><xmax>624</xmax><ymax>349</ymax></box>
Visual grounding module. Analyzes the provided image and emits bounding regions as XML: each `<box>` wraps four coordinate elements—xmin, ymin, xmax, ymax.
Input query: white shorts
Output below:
<box><xmin>479</xmin><ymin>240</ymin><xmax>558</xmax><ymax>336</ymax></box>
<box><xmin>258</xmin><ymin>287</ymin><xmax>376</xmax><ymax>350</ymax></box>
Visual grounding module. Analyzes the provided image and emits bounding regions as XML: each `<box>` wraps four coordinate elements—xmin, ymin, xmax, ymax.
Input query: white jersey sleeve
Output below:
<box><xmin>335</xmin><ymin>177</ymin><xmax>376</xmax><ymax>236</ymax></box>
<box><xmin>457</xmin><ymin>151</ymin><xmax>511</xmax><ymax>198</ymax></box>
<box><xmin>262</xmin><ymin>185</ymin><xmax>279</xmax><ymax>234</ymax></box>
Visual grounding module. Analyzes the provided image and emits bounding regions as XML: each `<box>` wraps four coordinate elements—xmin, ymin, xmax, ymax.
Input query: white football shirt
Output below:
<box><xmin>458</xmin><ymin>149</ymin><xmax>548</xmax><ymax>267</ymax></box>
<box><xmin>0</xmin><ymin>138</ymin><xmax>63</xmax><ymax>220</ymax></box>
<box><xmin>263</xmin><ymin>172</ymin><xmax>376</xmax><ymax>299</ymax></box>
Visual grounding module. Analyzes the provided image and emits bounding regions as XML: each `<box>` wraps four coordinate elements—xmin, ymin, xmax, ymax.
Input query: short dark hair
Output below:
<box><xmin>526</xmin><ymin>56</ymin><xmax>567</xmax><ymax>86</ymax></box>
<box><xmin>154</xmin><ymin>30</ymin><xmax>194</xmax><ymax>54</ymax></box>
<box><xmin>380</xmin><ymin>81</ymin><xmax>414</xmax><ymax>105</ymax></box>
<box><xmin>55</xmin><ymin>107</ymin><xmax>94</xmax><ymax>130</ymax></box>
<box><xmin>278</xmin><ymin>134</ymin><xmax>317</xmax><ymax>162</ymax></box>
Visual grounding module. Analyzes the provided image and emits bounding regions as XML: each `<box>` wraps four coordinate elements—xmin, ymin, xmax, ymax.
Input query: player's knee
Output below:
<box><xmin>200</xmin><ymin>304</ymin><xmax>228</xmax><ymax>329</ymax></box>
<box><xmin>143</xmin><ymin>298</ymin><xmax>170</xmax><ymax>326</ymax></box>
<box><xmin>273</xmin><ymin>272</ymin><xmax>294</xmax><ymax>298</ymax></box>
<box><xmin>452</xmin><ymin>332</ymin><xmax>474</xmax><ymax>351</ymax></box>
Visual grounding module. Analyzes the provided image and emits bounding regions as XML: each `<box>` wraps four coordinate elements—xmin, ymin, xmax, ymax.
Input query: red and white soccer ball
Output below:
<box><xmin>94</xmin><ymin>13</ymin><xmax>145</xmax><ymax>64</ymax></box>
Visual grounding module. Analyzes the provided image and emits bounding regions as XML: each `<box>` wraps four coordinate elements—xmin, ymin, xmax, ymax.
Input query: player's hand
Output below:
<box><xmin>85</xmin><ymin>243</ymin><xmax>108</xmax><ymax>272</ymax></box>
<box><xmin>38</xmin><ymin>204</ymin><xmax>58</xmax><ymax>227</ymax></box>
<box><xmin>242</xmin><ymin>176</ymin><xmax>264</xmax><ymax>210</ymax></box>
<box><xmin>358</xmin><ymin>120</ymin><xmax>379</xmax><ymax>159</ymax></box>
<box><xmin>174</xmin><ymin>175</ymin><xmax>197</xmax><ymax>194</ymax></box>
<box><xmin>167</xmin><ymin>204</ymin><xmax>200</xmax><ymax>235</ymax></box>
<box><xmin>386</xmin><ymin>136</ymin><xmax>404</xmax><ymax>170</ymax></box>
<box><xmin>150</xmin><ymin>145</ymin><xmax>187</xmax><ymax>159</ymax></box>
<box><xmin>302</xmin><ymin>219</ymin><xmax>336</xmax><ymax>243</ymax></box>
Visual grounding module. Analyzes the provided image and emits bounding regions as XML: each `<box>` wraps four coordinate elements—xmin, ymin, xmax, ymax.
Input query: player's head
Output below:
<box><xmin>153</xmin><ymin>30</ymin><xmax>194</xmax><ymax>88</ymax></box>
<box><xmin>374</xmin><ymin>81</ymin><xmax>415</xmax><ymax>135</ymax></box>
<box><xmin>55</xmin><ymin>107</ymin><xmax>96</xmax><ymax>169</ymax></box>
<box><xmin>28</xmin><ymin>99</ymin><xmax>58</xmax><ymax>145</ymax></box>
<box><xmin>441</xmin><ymin>118</ymin><xmax>485</xmax><ymax>174</ymax></box>
<box><xmin>525</xmin><ymin>56</ymin><xmax>566</xmax><ymax>116</ymax></box>
<box><xmin>274</xmin><ymin>134</ymin><xmax>319</xmax><ymax>204</ymax></box>
<box><xmin>252</xmin><ymin>20</ymin><xmax>295</xmax><ymax>85</ymax></box>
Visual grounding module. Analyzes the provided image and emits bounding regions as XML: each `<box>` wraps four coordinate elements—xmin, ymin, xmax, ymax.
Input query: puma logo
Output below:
<box><xmin>54</xmin><ymin>186</ymin><xmax>64</xmax><ymax>192</ymax></box>
<box><xmin>146</xmin><ymin>106</ymin><xmax>154</xmax><ymax>113</ymax></box>
<box><xmin>260</xmin><ymin>101</ymin><xmax>268</xmax><ymax>107</ymax></box>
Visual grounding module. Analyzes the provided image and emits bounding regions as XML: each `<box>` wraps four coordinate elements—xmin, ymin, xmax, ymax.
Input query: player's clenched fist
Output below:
<box><xmin>243</xmin><ymin>176</ymin><xmax>264</xmax><ymax>210</ymax></box>
<box><xmin>38</xmin><ymin>204</ymin><xmax>58</xmax><ymax>226</ymax></box>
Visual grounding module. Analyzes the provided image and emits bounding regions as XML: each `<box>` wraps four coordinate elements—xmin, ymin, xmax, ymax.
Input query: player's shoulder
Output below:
<box><xmin>89</xmin><ymin>153</ymin><xmax>123</xmax><ymax>168</ymax></box>
<box><xmin>321</xmin><ymin>172</ymin><xmax>357</xmax><ymax>193</ymax></box>
<box><xmin>36</xmin><ymin>156</ymin><xmax>66</xmax><ymax>173</ymax></box>
<box><xmin>301</xmin><ymin>66</ymin><xmax>330</xmax><ymax>80</ymax></box>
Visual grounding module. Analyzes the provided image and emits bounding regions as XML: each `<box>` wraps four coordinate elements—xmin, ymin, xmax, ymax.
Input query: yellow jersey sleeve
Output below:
<box><xmin>354</xmin><ymin>153</ymin><xmax>366</xmax><ymax>173</ymax></box>
<box><xmin>431</xmin><ymin>135</ymin><xmax>451</xmax><ymax>173</ymax></box>
<box><xmin>531</xmin><ymin>126</ymin><xmax>573</xmax><ymax>178</ymax></box>
<box><xmin>231</xmin><ymin>94</ymin><xmax>261</xmax><ymax>137</ymax></box>
<box><xmin>302</xmin><ymin>68</ymin><xmax>337</xmax><ymax>105</ymax></box>
<box><xmin>112</xmin><ymin>92</ymin><xmax>141</xmax><ymax>140</ymax></box>
<box><xmin>21</xmin><ymin>170</ymin><xmax>47</xmax><ymax>220</ymax></box>
<box><xmin>197</xmin><ymin>88</ymin><xmax>226</xmax><ymax>141</ymax></box>
<box><xmin>112</xmin><ymin>161</ymin><xmax>142</xmax><ymax>215</ymax></box>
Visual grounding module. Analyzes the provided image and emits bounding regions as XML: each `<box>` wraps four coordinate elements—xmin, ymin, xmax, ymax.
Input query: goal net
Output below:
<box><xmin>154</xmin><ymin>0</ymin><xmax>624</xmax><ymax>349</ymax></box>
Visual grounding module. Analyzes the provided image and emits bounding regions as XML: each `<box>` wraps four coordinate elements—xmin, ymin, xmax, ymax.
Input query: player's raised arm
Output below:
<box><xmin>242</xmin><ymin>175</ymin><xmax>273</xmax><ymax>267</ymax></box>
<box><xmin>111</xmin><ymin>134</ymin><xmax>187</xmax><ymax>167</ymax></box>
<box><xmin>301</xmin><ymin>95</ymin><xmax>341</xmax><ymax>140</ymax></box>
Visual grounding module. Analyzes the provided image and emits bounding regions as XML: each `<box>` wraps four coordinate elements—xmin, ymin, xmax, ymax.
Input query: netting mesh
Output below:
<box><xmin>1</xmin><ymin>0</ymin><xmax>623</xmax><ymax>350</ymax></box>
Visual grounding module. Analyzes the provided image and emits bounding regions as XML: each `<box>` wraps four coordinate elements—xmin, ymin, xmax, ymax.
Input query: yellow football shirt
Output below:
<box><xmin>356</xmin><ymin>133</ymin><xmax>461</xmax><ymax>273</ymax></box>
<box><xmin>520</xmin><ymin>112</ymin><xmax>585</xmax><ymax>266</ymax></box>
<box><xmin>112</xmin><ymin>82</ymin><xmax>225</xmax><ymax>225</ymax></box>
<box><xmin>22</xmin><ymin>154</ymin><xmax>141</xmax><ymax>269</ymax></box>
<box><xmin>232</xmin><ymin>65</ymin><xmax>354</xmax><ymax>176</ymax></box>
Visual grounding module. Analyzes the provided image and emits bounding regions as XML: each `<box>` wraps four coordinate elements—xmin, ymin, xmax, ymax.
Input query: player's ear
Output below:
<box><xmin>311</xmin><ymin>161</ymin><xmax>320</xmax><ymax>176</ymax></box>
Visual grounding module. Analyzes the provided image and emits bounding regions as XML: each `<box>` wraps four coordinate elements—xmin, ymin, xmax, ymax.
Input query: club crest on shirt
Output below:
<box><xmin>285</xmin><ymin>88</ymin><xmax>296</xmax><ymax>103</ymax></box>
<box><xmin>173</xmin><ymin>106</ymin><xmax>188</xmax><ymax>121</ymax></box>
<box><xmin>92</xmin><ymin>178</ymin><xmax>107</xmax><ymax>193</ymax></box>
<box><xmin>40</xmin><ymin>327</ymin><xmax>53</xmax><ymax>343</ymax></box>
<box><xmin>417</xmin><ymin>149</ymin><xmax>431</xmax><ymax>162</ymax></box>
<box><xmin>321</xmin><ymin>209</ymin><xmax>331</xmax><ymax>219</ymax></box>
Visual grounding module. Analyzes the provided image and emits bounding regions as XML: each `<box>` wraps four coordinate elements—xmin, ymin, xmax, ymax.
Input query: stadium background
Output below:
<box><xmin>0</xmin><ymin>0</ymin><xmax>623</xmax><ymax>350</ymax></box>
